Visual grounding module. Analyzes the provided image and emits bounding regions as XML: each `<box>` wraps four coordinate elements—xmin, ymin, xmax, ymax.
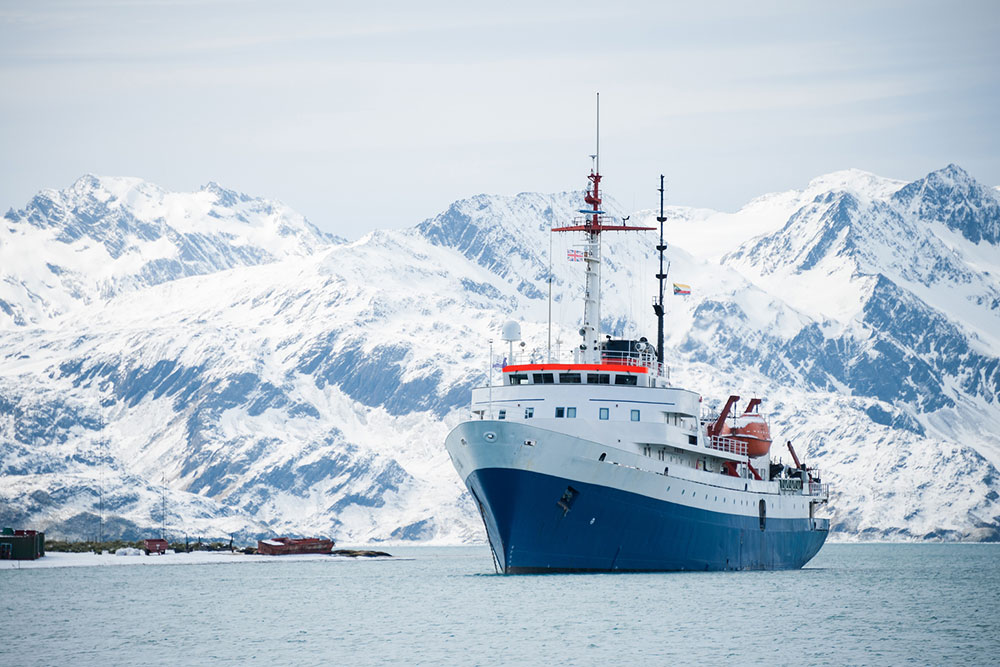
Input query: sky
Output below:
<box><xmin>1</xmin><ymin>0</ymin><xmax>998</xmax><ymax>239</ymax></box>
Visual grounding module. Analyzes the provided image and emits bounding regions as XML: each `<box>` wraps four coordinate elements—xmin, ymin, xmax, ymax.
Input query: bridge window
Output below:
<box><xmin>631</xmin><ymin>409</ymin><xmax>640</xmax><ymax>422</ymax></box>
<box><xmin>532</xmin><ymin>373</ymin><xmax>554</xmax><ymax>384</ymax></box>
<box><xmin>558</xmin><ymin>372</ymin><xmax>581</xmax><ymax>384</ymax></box>
<box><xmin>524</xmin><ymin>407</ymin><xmax>534</xmax><ymax>419</ymax></box>
<box><xmin>498</xmin><ymin>409</ymin><xmax>506</xmax><ymax>420</ymax></box>
<box><xmin>508</xmin><ymin>374</ymin><xmax>527</xmax><ymax>385</ymax></box>
<box><xmin>587</xmin><ymin>373</ymin><xmax>610</xmax><ymax>384</ymax></box>
<box><xmin>615</xmin><ymin>375</ymin><xmax>638</xmax><ymax>386</ymax></box>
<box><xmin>599</xmin><ymin>407</ymin><xmax>609</xmax><ymax>420</ymax></box>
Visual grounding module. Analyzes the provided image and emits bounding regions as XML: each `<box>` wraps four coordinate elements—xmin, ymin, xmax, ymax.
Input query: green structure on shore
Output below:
<box><xmin>0</xmin><ymin>528</ymin><xmax>45</xmax><ymax>560</ymax></box>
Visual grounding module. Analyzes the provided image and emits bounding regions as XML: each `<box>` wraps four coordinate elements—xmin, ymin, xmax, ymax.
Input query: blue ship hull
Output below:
<box><xmin>467</xmin><ymin>467</ymin><xmax>828</xmax><ymax>573</ymax></box>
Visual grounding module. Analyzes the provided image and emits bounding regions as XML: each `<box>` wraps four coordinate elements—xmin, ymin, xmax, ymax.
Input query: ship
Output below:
<box><xmin>444</xmin><ymin>97</ymin><xmax>830</xmax><ymax>573</ymax></box>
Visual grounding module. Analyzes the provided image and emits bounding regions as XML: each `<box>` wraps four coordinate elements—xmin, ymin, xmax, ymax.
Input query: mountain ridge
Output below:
<box><xmin>1</xmin><ymin>165</ymin><xmax>998</xmax><ymax>543</ymax></box>
<box><xmin>0</xmin><ymin>174</ymin><xmax>339</xmax><ymax>330</ymax></box>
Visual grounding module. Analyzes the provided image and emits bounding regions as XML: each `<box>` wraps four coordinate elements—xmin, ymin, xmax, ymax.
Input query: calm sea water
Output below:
<box><xmin>2</xmin><ymin>544</ymin><xmax>999</xmax><ymax>665</ymax></box>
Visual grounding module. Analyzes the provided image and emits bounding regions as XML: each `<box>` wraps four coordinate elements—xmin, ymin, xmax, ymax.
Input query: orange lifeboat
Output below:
<box><xmin>721</xmin><ymin>398</ymin><xmax>772</xmax><ymax>457</ymax></box>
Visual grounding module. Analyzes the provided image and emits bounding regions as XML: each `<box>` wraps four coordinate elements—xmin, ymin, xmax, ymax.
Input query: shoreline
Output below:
<box><xmin>0</xmin><ymin>550</ymin><xmax>399</xmax><ymax>570</ymax></box>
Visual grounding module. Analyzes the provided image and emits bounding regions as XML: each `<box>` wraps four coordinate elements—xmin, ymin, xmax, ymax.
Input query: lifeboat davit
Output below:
<box><xmin>721</xmin><ymin>398</ymin><xmax>772</xmax><ymax>457</ymax></box>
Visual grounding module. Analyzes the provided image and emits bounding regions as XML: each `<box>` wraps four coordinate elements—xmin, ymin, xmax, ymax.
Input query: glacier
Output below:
<box><xmin>0</xmin><ymin>168</ymin><xmax>998</xmax><ymax>543</ymax></box>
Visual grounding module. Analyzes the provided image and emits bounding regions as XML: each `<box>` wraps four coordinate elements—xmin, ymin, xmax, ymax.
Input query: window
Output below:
<box><xmin>532</xmin><ymin>373</ymin><xmax>554</xmax><ymax>384</ymax></box>
<box><xmin>599</xmin><ymin>407</ymin><xmax>609</xmax><ymax>420</ymax></box>
<box><xmin>525</xmin><ymin>407</ymin><xmax>534</xmax><ymax>419</ymax></box>
<box><xmin>587</xmin><ymin>373</ymin><xmax>610</xmax><ymax>384</ymax></box>
<box><xmin>688</xmin><ymin>435</ymin><xmax>697</xmax><ymax>445</ymax></box>
<box><xmin>631</xmin><ymin>409</ymin><xmax>640</xmax><ymax>422</ymax></box>
<box><xmin>509</xmin><ymin>374</ymin><xmax>527</xmax><ymax>385</ymax></box>
<box><xmin>498</xmin><ymin>409</ymin><xmax>506</xmax><ymax>420</ymax></box>
<box><xmin>615</xmin><ymin>374</ymin><xmax>638</xmax><ymax>386</ymax></box>
<box><xmin>558</xmin><ymin>373</ymin><xmax>581</xmax><ymax>384</ymax></box>
<box><xmin>566</xmin><ymin>407</ymin><xmax>576</xmax><ymax>418</ymax></box>
<box><xmin>555</xmin><ymin>407</ymin><xmax>565</xmax><ymax>418</ymax></box>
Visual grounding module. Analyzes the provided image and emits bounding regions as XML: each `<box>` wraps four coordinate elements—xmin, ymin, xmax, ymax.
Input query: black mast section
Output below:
<box><xmin>653</xmin><ymin>175</ymin><xmax>667</xmax><ymax>363</ymax></box>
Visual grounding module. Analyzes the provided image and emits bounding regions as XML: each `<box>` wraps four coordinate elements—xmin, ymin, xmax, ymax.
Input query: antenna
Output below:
<box><xmin>595</xmin><ymin>92</ymin><xmax>600</xmax><ymax>175</ymax></box>
<box><xmin>161</xmin><ymin>474</ymin><xmax>166</xmax><ymax>540</ymax></box>
<box><xmin>653</xmin><ymin>175</ymin><xmax>668</xmax><ymax>364</ymax></box>
<box><xmin>98</xmin><ymin>378</ymin><xmax>107</xmax><ymax>549</ymax></box>
<box><xmin>552</xmin><ymin>95</ymin><xmax>655</xmax><ymax>364</ymax></box>
<box><xmin>487</xmin><ymin>338</ymin><xmax>494</xmax><ymax>419</ymax></box>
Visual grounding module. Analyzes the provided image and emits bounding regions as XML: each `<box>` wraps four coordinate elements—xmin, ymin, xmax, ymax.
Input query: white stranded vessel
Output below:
<box><xmin>445</xmin><ymin>105</ymin><xmax>830</xmax><ymax>573</ymax></box>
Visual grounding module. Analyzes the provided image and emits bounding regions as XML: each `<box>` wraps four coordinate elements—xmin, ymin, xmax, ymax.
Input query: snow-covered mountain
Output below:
<box><xmin>0</xmin><ymin>175</ymin><xmax>338</xmax><ymax>329</ymax></box>
<box><xmin>1</xmin><ymin>167</ymin><xmax>998</xmax><ymax>543</ymax></box>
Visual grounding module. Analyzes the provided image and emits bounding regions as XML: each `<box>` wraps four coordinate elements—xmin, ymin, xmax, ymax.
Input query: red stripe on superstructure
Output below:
<box><xmin>502</xmin><ymin>363</ymin><xmax>649</xmax><ymax>374</ymax></box>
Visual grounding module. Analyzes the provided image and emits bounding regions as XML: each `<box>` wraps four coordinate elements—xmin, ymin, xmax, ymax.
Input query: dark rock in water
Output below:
<box><xmin>332</xmin><ymin>549</ymin><xmax>392</xmax><ymax>558</ymax></box>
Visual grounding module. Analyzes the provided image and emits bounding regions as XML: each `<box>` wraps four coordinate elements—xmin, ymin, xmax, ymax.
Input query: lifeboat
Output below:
<box><xmin>720</xmin><ymin>398</ymin><xmax>772</xmax><ymax>457</ymax></box>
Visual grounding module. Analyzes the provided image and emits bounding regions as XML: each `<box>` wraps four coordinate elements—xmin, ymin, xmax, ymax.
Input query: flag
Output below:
<box><xmin>567</xmin><ymin>249</ymin><xmax>584</xmax><ymax>262</ymax></box>
<box><xmin>492</xmin><ymin>356</ymin><xmax>507</xmax><ymax>370</ymax></box>
<box><xmin>673</xmin><ymin>283</ymin><xmax>691</xmax><ymax>296</ymax></box>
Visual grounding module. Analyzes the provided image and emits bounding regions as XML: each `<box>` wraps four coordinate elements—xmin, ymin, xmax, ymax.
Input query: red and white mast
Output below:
<box><xmin>552</xmin><ymin>93</ymin><xmax>655</xmax><ymax>364</ymax></box>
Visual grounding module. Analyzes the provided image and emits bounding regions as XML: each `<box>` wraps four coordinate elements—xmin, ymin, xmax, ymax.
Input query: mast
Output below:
<box><xmin>160</xmin><ymin>474</ymin><xmax>166</xmax><ymax>540</ymax></box>
<box><xmin>582</xmin><ymin>95</ymin><xmax>602</xmax><ymax>363</ymax></box>
<box><xmin>654</xmin><ymin>175</ymin><xmax>668</xmax><ymax>363</ymax></box>
<box><xmin>547</xmin><ymin>229</ymin><xmax>553</xmax><ymax>361</ymax></box>
<box><xmin>552</xmin><ymin>93</ymin><xmax>655</xmax><ymax>364</ymax></box>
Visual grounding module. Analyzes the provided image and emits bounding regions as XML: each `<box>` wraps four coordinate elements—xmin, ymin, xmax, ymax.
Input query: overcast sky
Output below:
<box><xmin>2</xmin><ymin>1</ymin><xmax>998</xmax><ymax>238</ymax></box>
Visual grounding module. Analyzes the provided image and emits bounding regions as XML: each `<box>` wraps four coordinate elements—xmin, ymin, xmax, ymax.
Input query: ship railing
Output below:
<box><xmin>807</xmin><ymin>482</ymin><xmax>830</xmax><ymax>497</ymax></box>
<box><xmin>599</xmin><ymin>350</ymin><xmax>659</xmax><ymax>370</ymax></box>
<box><xmin>499</xmin><ymin>349</ymin><xmax>575</xmax><ymax>366</ymax></box>
<box><xmin>499</xmin><ymin>348</ymin><xmax>662</xmax><ymax>374</ymax></box>
<box><xmin>569</xmin><ymin>214</ymin><xmax>633</xmax><ymax>226</ymax></box>
<box><xmin>706</xmin><ymin>435</ymin><xmax>748</xmax><ymax>457</ymax></box>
